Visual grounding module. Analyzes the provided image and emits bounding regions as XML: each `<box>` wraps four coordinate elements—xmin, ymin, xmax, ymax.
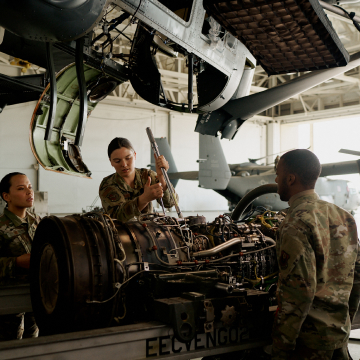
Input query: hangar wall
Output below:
<box><xmin>0</xmin><ymin>102</ymin><xmax>38</xmax><ymax>189</ymax></box>
<box><xmin>0</xmin><ymin>102</ymin><xmax>265</xmax><ymax>214</ymax></box>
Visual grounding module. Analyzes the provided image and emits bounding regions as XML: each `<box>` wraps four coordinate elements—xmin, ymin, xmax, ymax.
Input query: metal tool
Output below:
<box><xmin>159</xmin><ymin>197</ymin><xmax>166</xmax><ymax>216</ymax></box>
<box><xmin>146</xmin><ymin>127</ymin><xmax>183</xmax><ymax>218</ymax></box>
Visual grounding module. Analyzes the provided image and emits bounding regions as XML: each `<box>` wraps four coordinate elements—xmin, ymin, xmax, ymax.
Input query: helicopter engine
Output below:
<box><xmin>30</xmin><ymin>212</ymin><xmax>281</xmax><ymax>342</ymax></box>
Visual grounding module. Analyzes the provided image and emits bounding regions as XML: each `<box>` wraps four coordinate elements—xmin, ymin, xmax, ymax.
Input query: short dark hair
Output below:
<box><xmin>280</xmin><ymin>149</ymin><xmax>321</xmax><ymax>187</ymax></box>
<box><xmin>107</xmin><ymin>138</ymin><xmax>135</xmax><ymax>159</ymax></box>
<box><xmin>0</xmin><ymin>172</ymin><xmax>26</xmax><ymax>203</ymax></box>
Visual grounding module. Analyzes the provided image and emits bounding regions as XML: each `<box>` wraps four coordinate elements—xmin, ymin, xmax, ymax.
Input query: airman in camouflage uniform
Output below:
<box><xmin>0</xmin><ymin>207</ymin><xmax>41</xmax><ymax>341</ymax></box>
<box><xmin>272</xmin><ymin>191</ymin><xmax>359</xmax><ymax>359</ymax></box>
<box><xmin>99</xmin><ymin>168</ymin><xmax>178</xmax><ymax>223</ymax></box>
<box><xmin>272</xmin><ymin>149</ymin><xmax>360</xmax><ymax>360</ymax></box>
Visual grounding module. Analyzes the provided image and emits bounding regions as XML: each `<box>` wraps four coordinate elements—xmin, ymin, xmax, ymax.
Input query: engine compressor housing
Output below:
<box><xmin>30</xmin><ymin>212</ymin><xmax>278</xmax><ymax>341</ymax></box>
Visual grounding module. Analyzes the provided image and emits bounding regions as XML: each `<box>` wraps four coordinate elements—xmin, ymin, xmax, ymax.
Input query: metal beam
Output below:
<box><xmin>0</xmin><ymin>321</ymin><xmax>271</xmax><ymax>360</ymax></box>
<box><xmin>279</xmin><ymin>104</ymin><xmax>360</xmax><ymax>124</ymax></box>
<box><xmin>0</xmin><ymin>285</ymin><xmax>32</xmax><ymax>315</ymax></box>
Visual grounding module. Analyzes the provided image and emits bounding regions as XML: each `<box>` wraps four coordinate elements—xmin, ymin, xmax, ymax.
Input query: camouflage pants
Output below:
<box><xmin>273</xmin><ymin>341</ymin><xmax>349</xmax><ymax>360</ymax></box>
<box><xmin>0</xmin><ymin>312</ymin><xmax>39</xmax><ymax>341</ymax></box>
<box><xmin>291</xmin><ymin>344</ymin><xmax>348</xmax><ymax>360</ymax></box>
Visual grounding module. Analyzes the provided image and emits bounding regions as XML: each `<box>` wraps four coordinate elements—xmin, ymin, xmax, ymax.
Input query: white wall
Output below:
<box><xmin>281</xmin><ymin>123</ymin><xmax>311</xmax><ymax>153</ymax></box>
<box><xmin>221</xmin><ymin>122</ymin><xmax>266</xmax><ymax>164</ymax></box>
<box><xmin>0</xmin><ymin>102</ymin><xmax>265</xmax><ymax>214</ymax></box>
<box><xmin>0</xmin><ymin>102</ymin><xmax>38</xmax><ymax>187</ymax></box>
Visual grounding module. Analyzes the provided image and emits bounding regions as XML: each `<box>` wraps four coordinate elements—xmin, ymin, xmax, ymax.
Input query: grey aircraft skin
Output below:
<box><xmin>225</xmin><ymin>167</ymin><xmax>360</xmax><ymax>212</ymax></box>
<box><xmin>162</xmin><ymin>135</ymin><xmax>360</xmax><ymax>212</ymax></box>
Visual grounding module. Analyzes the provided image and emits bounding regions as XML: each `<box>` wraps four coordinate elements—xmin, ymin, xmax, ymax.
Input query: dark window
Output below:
<box><xmin>157</xmin><ymin>0</ymin><xmax>194</xmax><ymax>22</ymax></box>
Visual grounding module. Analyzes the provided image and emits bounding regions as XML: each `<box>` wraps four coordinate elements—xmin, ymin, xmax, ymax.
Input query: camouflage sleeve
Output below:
<box><xmin>349</xmin><ymin>239</ymin><xmax>360</xmax><ymax>322</ymax></box>
<box><xmin>272</xmin><ymin>226</ymin><xmax>316</xmax><ymax>353</ymax></box>
<box><xmin>99</xmin><ymin>184</ymin><xmax>141</xmax><ymax>223</ymax></box>
<box><xmin>0</xmin><ymin>233</ymin><xmax>17</xmax><ymax>282</ymax></box>
<box><xmin>149</xmin><ymin>170</ymin><xmax>179</xmax><ymax>208</ymax></box>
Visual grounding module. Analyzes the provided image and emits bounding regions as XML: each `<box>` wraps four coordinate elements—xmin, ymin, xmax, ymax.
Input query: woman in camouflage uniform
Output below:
<box><xmin>99</xmin><ymin>137</ymin><xmax>179</xmax><ymax>222</ymax></box>
<box><xmin>0</xmin><ymin>172</ymin><xmax>41</xmax><ymax>341</ymax></box>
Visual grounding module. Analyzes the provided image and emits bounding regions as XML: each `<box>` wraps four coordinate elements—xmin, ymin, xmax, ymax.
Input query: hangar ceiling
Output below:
<box><xmin>1</xmin><ymin>3</ymin><xmax>360</xmax><ymax>125</ymax></box>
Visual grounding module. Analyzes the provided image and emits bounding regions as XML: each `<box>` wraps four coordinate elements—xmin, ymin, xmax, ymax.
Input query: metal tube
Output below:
<box><xmin>75</xmin><ymin>37</ymin><xmax>88</xmax><ymax>147</ymax></box>
<box><xmin>44</xmin><ymin>42</ymin><xmax>57</xmax><ymax>141</ymax></box>
<box><xmin>192</xmin><ymin>237</ymin><xmax>244</xmax><ymax>257</ymax></box>
<box><xmin>146</xmin><ymin>127</ymin><xmax>183</xmax><ymax>218</ymax></box>
<box><xmin>214</xmin><ymin>282</ymin><xmax>234</xmax><ymax>294</ymax></box>
<box><xmin>223</xmin><ymin>51</ymin><xmax>360</xmax><ymax>123</ymax></box>
<box><xmin>320</xmin><ymin>0</ymin><xmax>360</xmax><ymax>23</ymax></box>
<box><xmin>187</xmin><ymin>53</ymin><xmax>194</xmax><ymax>113</ymax></box>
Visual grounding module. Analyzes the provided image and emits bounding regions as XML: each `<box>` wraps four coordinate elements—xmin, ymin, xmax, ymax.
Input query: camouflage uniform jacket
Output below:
<box><xmin>99</xmin><ymin>168</ymin><xmax>179</xmax><ymax>223</ymax></box>
<box><xmin>0</xmin><ymin>208</ymin><xmax>41</xmax><ymax>285</ymax></box>
<box><xmin>272</xmin><ymin>193</ymin><xmax>360</xmax><ymax>351</ymax></box>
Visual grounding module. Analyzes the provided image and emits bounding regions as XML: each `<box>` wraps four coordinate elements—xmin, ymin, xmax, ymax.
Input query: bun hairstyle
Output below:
<box><xmin>108</xmin><ymin>138</ymin><xmax>135</xmax><ymax>159</ymax></box>
<box><xmin>0</xmin><ymin>172</ymin><xmax>26</xmax><ymax>204</ymax></box>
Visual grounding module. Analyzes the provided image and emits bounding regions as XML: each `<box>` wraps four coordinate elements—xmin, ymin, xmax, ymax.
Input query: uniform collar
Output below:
<box><xmin>288</xmin><ymin>189</ymin><xmax>319</xmax><ymax>208</ymax></box>
<box><xmin>4</xmin><ymin>207</ymin><xmax>37</xmax><ymax>227</ymax></box>
<box><xmin>114</xmin><ymin>169</ymin><xmax>143</xmax><ymax>192</ymax></box>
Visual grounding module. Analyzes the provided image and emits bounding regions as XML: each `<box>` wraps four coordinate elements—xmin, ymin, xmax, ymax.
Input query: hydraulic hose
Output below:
<box><xmin>231</xmin><ymin>184</ymin><xmax>278</xmax><ymax>221</ymax></box>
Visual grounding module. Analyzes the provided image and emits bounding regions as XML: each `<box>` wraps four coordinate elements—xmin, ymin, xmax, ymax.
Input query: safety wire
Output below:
<box><xmin>248</xmin><ymin>210</ymin><xmax>280</xmax><ymax>229</ymax></box>
<box><xmin>102</xmin><ymin>213</ymin><xmax>129</xmax><ymax>319</ymax></box>
<box><xmin>104</xmin><ymin>213</ymin><xmax>127</xmax><ymax>266</ymax></box>
<box><xmin>236</xmin><ymin>206</ymin><xmax>269</xmax><ymax>223</ymax></box>
<box><xmin>84</xmin><ymin>211</ymin><xmax>129</xmax><ymax>323</ymax></box>
<box><xmin>103</xmin><ymin>0</ymin><xmax>143</xmax><ymax>51</ymax></box>
<box><xmin>87</xmin><ymin>269</ymin><xmax>168</xmax><ymax>305</ymax></box>
<box><xmin>140</xmin><ymin>214</ymin><xmax>179</xmax><ymax>251</ymax></box>
<box><xmin>244</xmin><ymin>259</ymin><xmax>278</xmax><ymax>286</ymax></box>
<box><xmin>151</xmin><ymin>214</ymin><xmax>193</xmax><ymax>250</ymax></box>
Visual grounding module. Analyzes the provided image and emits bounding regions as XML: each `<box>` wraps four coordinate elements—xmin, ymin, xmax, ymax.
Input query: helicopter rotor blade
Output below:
<box><xmin>339</xmin><ymin>149</ymin><xmax>360</xmax><ymax>157</ymax></box>
<box><xmin>248</xmin><ymin>146</ymin><xmax>310</xmax><ymax>163</ymax></box>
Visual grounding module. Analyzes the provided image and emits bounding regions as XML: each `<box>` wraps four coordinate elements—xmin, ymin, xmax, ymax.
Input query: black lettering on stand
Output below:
<box><xmin>206</xmin><ymin>329</ymin><xmax>216</xmax><ymax>348</ymax></box>
<box><xmin>146</xmin><ymin>337</ymin><xmax>158</xmax><ymax>357</ymax></box>
<box><xmin>159</xmin><ymin>336</ymin><xmax>171</xmax><ymax>356</ymax></box>
<box><xmin>218</xmin><ymin>328</ymin><xmax>228</xmax><ymax>345</ymax></box>
<box><xmin>229</xmin><ymin>328</ymin><xmax>238</xmax><ymax>344</ymax></box>
<box><xmin>172</xmin><ymin>336</ymin><xmax>182</xmax><ymax>353</ymax></box>
<box><xmin>185</xmin><ymin>340</ymin><xmax>192</xmax><ymax>351</ymax></box>
<box><xmin>195</xmin><ymin>333</ymin><xmax>205</xmax><ymax>350</ymax></box>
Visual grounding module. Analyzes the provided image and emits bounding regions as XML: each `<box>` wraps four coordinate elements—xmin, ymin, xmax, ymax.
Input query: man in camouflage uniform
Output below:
<box><xmin>99</xmin><ymin>168</ymin><xmax>178</xmax><ymax>223</ymax></box>
<box><xmin>272</xmin><ymin>149</ymin><xmax>360</xmax><ymax>360</ymax></box>
<box><xmin>0</xmin><ymin>207</ymin><xmax>41</xmax><ymax>341</ymax></box>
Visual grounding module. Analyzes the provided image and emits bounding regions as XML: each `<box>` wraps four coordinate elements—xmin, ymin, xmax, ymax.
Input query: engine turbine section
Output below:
<box><xmin>30</xmin><ymin>212</ymin><xmax>279</xmax><ymax>342</ymax></box>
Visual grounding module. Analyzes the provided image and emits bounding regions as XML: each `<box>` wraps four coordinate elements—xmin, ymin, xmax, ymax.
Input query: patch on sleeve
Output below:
<box><xmin>107</xmin><ymin>192</ymin><xmax>120</xmax><ymax>202</ymax></box>
<box><xmin>102</xmin><ymin>188</ymin><xmax>112</xmax><ymax>197</ymax></box>
<box><xmin>279</xmin><ymin>250</ymin><xmax>290</xmax><ymax>270</ymax></box>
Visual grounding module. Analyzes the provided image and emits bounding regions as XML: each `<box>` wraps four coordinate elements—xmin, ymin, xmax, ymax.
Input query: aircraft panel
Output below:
<box><xmin>30</xmin><ymin>63</ymin><xmax>124</xmax><ymax>178</ymax></box>
<box><xmin>203</xmin><ymin>0</ymin><xmax>349</xmax><ymax>75</ymax></box>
